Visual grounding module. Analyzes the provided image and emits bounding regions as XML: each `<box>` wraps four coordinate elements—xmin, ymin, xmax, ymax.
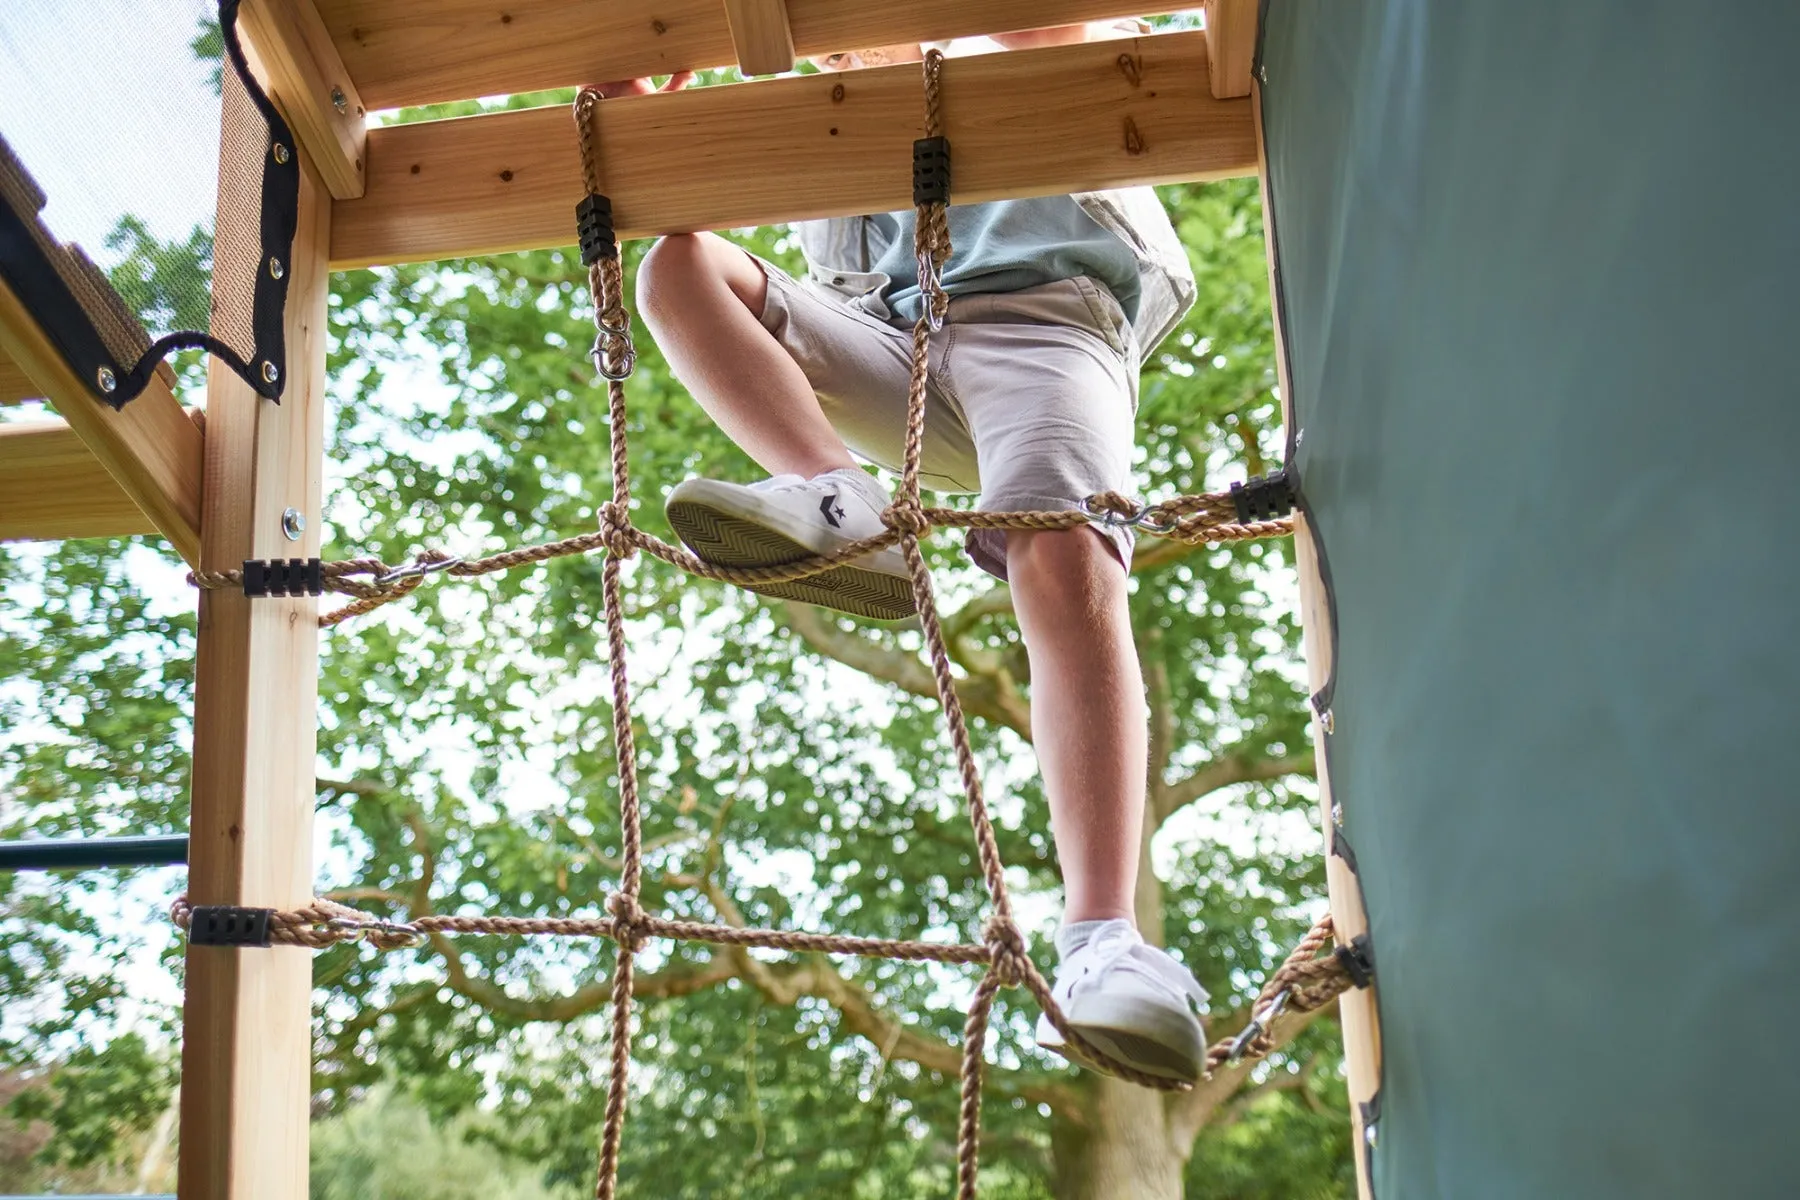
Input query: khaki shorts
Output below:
<box><xmin>753</xmin><ymin>255</ymin><xmax>1140</xmax><ymax>579</ymax></box>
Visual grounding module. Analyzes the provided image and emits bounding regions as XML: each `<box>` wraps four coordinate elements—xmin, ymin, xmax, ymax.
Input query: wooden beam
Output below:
<box><xmin>319</xmin><ymin>0</ymin><xmax>1172</xmax><ymax>111</ymax></box>
<box><xmin>176</xmin><ymin>134</ymin><xmax>329</xmax><ymax>1200</ymax></box>
<box><xmin>239</xmin><ymin>0</ymin><xmax>368</xmax><ymax>198</ymax></box>
<box><xmin>331</xmin><ymin>31</ymin><xmax>1254</xmax><ymax>268</ymax></box>
<box><xmin>0</xmin><ymin>346</ymin><xmax>40</xmax><ymax>403</ymax></box>
<box><xmin>1204</xmin><ymin>0</ymin><xmax>1257</xmax><ymax>98</ymax></box>
<box><xmin>0</xmin><ymin>276</ymin><xmax>203</xmax><ymax>566</ymax></box>
<box><xmin>723</xmin><ymin>0</ymin><xmax>796</xmax><ymax>76</ymax></box>
<box><xmin>1253</xmin><ymin>82</ymin><xmax>1380</xmax><ymax>1200</ymax></box>
<box><xmin>0</xmin><ymin>419</ymin><xmax>158</xmax><ymax>542</ymax></box>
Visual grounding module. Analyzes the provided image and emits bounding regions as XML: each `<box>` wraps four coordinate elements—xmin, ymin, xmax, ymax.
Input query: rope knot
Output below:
<box><xmin>982</xmin><ymin>916</ymin><xmax>1031</xmax><ymax>988</ymax></box>
<box><xmin>881</xmin><ymin>499</ymin><xmax>931</xmax><ymax>537</ymax></box>
<box><xmin>598</xmin><ymin>502</ymin><xmax>637</xmax><ymax>560</ymax></box>
<box><xmin>606</xmin><ymin>892</ymin><xmax>650</xmax><ymax>949</ymax></box>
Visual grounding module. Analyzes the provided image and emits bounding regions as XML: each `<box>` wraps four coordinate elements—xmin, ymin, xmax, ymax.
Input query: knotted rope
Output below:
<box><xmin>178</xmin><ymin>55</ymin><xmax>1353</xmax><ymax>1199</ymax></box>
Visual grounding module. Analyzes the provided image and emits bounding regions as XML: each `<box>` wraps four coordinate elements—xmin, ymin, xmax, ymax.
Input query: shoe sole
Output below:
<box><xmin>1041</xmin><ymin>1022</ymin><xmax>1203</xmax><ymax>1084</ymax></box>
<box><xmin>666</xmin><ymin>496</ymin><xmax>917</xmax><ymax>622</ymax></box>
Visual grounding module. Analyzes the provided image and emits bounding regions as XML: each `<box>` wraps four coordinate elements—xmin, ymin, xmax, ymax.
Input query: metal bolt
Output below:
<box><xmin>281</xmin><ymin>508</ymin><xmax>306</xmax><ymax>541</ymax></box>
<box><xmin>96</xmin><ymin>366</ymin><xmax>117</xmax><ymax>393</ymax></box>
<box><xmin>1331</xmin><ymin>802</ymin><xmax>1344</xmax><ymax>827</ymax></box>
<box><xmin>1257</xmin><ymin>63</ymin><xmax>1269</xmax><ymax>84</ymax></box>
<box><xmin>269</xmin><ymin>256</ymin><xmax>284</xmax><ymax>280</ymax></box>
<box><xmin>261</xmin><ymin>360</ymin><xmax>280</xmax><ymax>384</ymax></box>
<box><xmin>272</xmin><ymin>142</ymin><xmax>290</xmax><ymax>164</ymax></box>
<box><xmin>331</xmin><ymin>86</ymin><xmax>347</xmax><ymax>114</ymax></box>
<box><xmin>1319</xmin><ymin>708</ymin><xmax>1335</xmax><ymax>735</ymax></box>
<box><xmin>1364</xmin><ymin>1121</ymin><xmax>1379</xmax><ymax>1150</ymax></box>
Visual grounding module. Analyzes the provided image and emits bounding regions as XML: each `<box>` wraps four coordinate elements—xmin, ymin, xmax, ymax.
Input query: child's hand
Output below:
<box><xmin>583</xmin><ymin>73</ymin><xmax>697</xmax><ymax>99</ymax></box>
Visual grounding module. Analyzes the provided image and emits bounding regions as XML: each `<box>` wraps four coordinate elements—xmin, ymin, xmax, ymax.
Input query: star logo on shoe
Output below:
<box><xmin>820</xmin><ymin>492</ymin><xmax>847</xmax><ymax>528</ymax></box>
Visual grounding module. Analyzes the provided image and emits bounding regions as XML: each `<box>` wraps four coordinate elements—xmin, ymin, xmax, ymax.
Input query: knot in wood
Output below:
<box><xmin>881</xmin><ymin>500</ymin><xmax>930</xmax><ymax>536</ymax></box>
<box><xmin>982</xmin><ymin>916</ymin><xmax>1030</xmax><ymax>988</ymax></box>
<box><xmin>605</xmin><ymin>892</ymin><xmax>650</xmax><ymax>948</ymax></box>
<box><xmin>598</xmin><ymin>502</ymin><xmax>637</xmax><ymax>560</ymax></box>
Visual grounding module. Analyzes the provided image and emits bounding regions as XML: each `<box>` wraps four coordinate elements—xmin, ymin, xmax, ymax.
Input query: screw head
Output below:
<box><xmin>331</xmin><ymin>86</ymin><xmax>348</xmax><ymax>113</ymax></box>
<box><xmin>1331</xmin><ymin>803</ymin><xmax>1345</xmax><ymax>827</ymax></box>
<box><xmin>261</xmin><ymin>360</ymin><xmax>280</xmax><ymax>384</ymax></box>
<box><xmin>272</xmin><ymin>141</ymin><xmax>290</xmax><ymax>164</ymax></box>
<box><xmin>1364</xmin><ymin>1121</ymin><xmax>1379</xmax><ymax>1149</ymax></box>
<box><xmin>96</xmin><ymin>366</ymin><xmax>117</xmax><ymax>393</ymax></box>
<box><xmin>281</xmin><ymin>507</ymin><xmax>306</xmax><ymax>540</ymax></box>
<box><xmin>1319</xmin><ymin>708</ymin><xmax>1335</xmax><ymax>735</ymax></box>
<box><xmin>269</xmin><ymin>256</ymin><xmax>284</xmax><ymax>279</ymax></box>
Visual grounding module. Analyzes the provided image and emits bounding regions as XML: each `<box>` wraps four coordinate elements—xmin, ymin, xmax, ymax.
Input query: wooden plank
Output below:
<box><xmin>1204</xmin><ymin>0</ymin><xmax>1258</xmax><ymax>98</ymax></box>
<box><xmin>239</xmin><ymin>0</ymin><xmax>368</xmax><ymax>199</ymax></box>
<box><xmin>0</xmin><ymin>277</ymin><xmax>203</xmax><ymax>567</ymax></box>
<box><xmin>0</xmin><ymin>346</ymin><xmax>39</xmax><ymax>403</ymax></box>
<box><xmin>0</xmin><ymin>419</ymin><xmax>157</xmax><ymax>542</ymax></box>
<box><xmin>331</xmin><ymin>30</ymin><xmax>1254</xmax><ymax>268</ymax></box>
<box><xmin>176</xmin><ymin>142</ymin><xmax>329</xmax><ymax>1200</ymax></box>
<box><xmin>1253</xmin><ymin>82</ymin><xmax>1380</xmax><ymax>1199</ymax></box>
<box><xmin>320</xmin><ymin>0</ymin><xmax>1171</xmax><ymax>111</ymax></box>
<box><xmin>723</xmin><ymin>0</ymin><xmax>796</xmax><ymax>76</ymax></box>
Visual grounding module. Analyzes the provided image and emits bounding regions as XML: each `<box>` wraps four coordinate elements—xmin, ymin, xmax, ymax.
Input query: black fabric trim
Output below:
<box><xmin>1330</xmin><ymin>822</ymin><xmax>1360</xmax><ymax>875</ymax></box>
<box><xmin>220</xmin><ymin>0</ymin><xmax>298</xmax><ymax>403</ymax></box>
<box><xmin>1359</xmin><ymin>1090</ymin><xmax>1382</xmax><ymax>1198</ymax></box>
<box><xmin>0</xmin><ymin>199</ymin><xmax>129</xmax><ymax>407</ymax></box>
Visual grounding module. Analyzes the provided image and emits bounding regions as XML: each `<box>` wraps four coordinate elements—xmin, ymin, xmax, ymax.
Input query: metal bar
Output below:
<box><xmin>0</xmin><ymin>835</ymin><xmax>188</xmax><ymax>871</ymax></box>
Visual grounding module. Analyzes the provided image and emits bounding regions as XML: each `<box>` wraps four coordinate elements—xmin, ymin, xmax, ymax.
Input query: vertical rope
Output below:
<box><xmin>577</xmin><ymin>87</ymin><xmax>648</xmax><ymax>1200</ymax></box>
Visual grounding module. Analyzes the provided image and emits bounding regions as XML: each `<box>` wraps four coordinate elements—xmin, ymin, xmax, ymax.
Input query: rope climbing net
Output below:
<box><xmin>177</xmin><ymin>54</ymin><xmax>1360</xmax><ymax>1199</ymax></box>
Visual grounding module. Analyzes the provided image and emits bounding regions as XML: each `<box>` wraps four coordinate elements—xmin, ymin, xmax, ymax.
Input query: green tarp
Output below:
<box><xmin>1259</xmin><ymin>2</ymin><xmax>1800</xmax><ymax>1196</ymax></box>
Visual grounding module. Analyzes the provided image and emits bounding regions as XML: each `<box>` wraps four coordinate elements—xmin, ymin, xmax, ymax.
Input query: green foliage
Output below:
<box><xmin>5</xmin><ymin>1033</ymin><xmax>174</xmax><ymax>1171</ymax></box>
<box><xmin>311</xmin><ymin>1086</ymin><xmax>580</xmax><ymax>1200</ymax></box>
<box><xmin>1</xmin><ymin>154</ymin><xmax>1348</xmax><ymax>1195</ymax></box>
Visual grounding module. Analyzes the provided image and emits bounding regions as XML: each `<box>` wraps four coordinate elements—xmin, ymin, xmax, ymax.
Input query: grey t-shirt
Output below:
<box><xmin>863</xmin><ymin>196</ymin><xmax>1142</xmax><ymax>325</ymax></box>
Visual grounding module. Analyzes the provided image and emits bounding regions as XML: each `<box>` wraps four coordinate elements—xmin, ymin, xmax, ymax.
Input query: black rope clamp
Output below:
<box><xmin>242</xmin><ymin>557</ymin><xmax>323</xmax><ymax>598</ymax></box>
<box><xmin>576</xmin><ymin>193</ymin><xmax>618</xmax><ymax>265</ymax></box>
<box><xmin>188</xmin><ymin>905</ymin><xmax>274</xmax><ymax>947</ymax></box>
<box><xmin>1230</xmin><ymin>468</ymin><xmax>1297</xmax><ymax>523</ymax></box>
<box><xmin>1334</xmin><ymin>933</ymin><xmax>1376</xmax><ymax>989</ymax></box>
<box><xmin>912</xmin><ymin>136</ymin><xmax>951</xmax><ymax>206</ymax></box>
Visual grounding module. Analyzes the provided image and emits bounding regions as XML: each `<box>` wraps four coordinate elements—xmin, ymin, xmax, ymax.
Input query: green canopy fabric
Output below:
<box><xmin>1259</xmin><ymin>2</ymin><xmax>1800</xmax><ymax>1196</ymax></box>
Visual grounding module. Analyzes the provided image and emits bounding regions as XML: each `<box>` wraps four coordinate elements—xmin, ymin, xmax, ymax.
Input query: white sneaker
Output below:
<box><xmin>1035</xmin><ymin>921</ymin><xmax>1209</xmax><ymax>1083</ymax></box>
<box><xmin>665</xmin><ymin>469</ymin><xmax>916</xmax><ymax>621</ymax></box>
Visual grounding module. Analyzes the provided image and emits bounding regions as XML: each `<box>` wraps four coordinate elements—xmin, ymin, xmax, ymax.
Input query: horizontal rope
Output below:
<box><xmin>171</xmin><ymin>895</ymin><xmax>1351</xmax><ymax>1082</ymax></box>
<box><xmin>186</xmin><ymin>493</ymin><xmax>1294</xmax><ymax>628</ymax></box>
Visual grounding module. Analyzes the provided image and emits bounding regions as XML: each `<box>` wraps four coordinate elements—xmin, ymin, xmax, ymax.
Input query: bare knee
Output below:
<box><xmin>1007</xmin><ymin>528</ymin><xmax>1127</xmax><ymax>607</ymax></box>
<box><xmin>636</xmin><ymin>232</ymin><xmax>765</xmax><ymax>329</ymax></box>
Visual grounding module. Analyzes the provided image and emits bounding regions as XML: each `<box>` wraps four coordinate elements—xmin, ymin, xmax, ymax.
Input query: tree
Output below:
<box><xmin>1</xmin><ymin>121</ymin><xmax>1349</xmax><ymax>1200</ymax></box>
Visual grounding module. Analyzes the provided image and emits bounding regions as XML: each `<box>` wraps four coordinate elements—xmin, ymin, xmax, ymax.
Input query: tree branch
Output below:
<box><xmin>1153</xmin><ymin>751</ymin><xmax>1316</xmax><ymax>826</ymax></box>
<box><xmin>780</xmin><ymin>601</ymin><xmax>1032</xmax><ymax>739</ymax></box>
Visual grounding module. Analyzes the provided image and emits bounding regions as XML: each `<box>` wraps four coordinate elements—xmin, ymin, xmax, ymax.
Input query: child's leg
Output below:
<box><xmin>635</xmin><ymin>232</ymin><xmax>855</xmax><ymax>478</ymax></box>
<box><xmin>1007</xmin><ymin>527</ymin><xmax>1146</xmax><ymax>925</ymax></box>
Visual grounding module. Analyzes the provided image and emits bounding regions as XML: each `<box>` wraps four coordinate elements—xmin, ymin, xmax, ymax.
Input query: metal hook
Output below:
<box><xmin>1226</xmin><ymin>987</ymin><xmax>1292</xmax><ymax>1066</ymax></box>
<box><xmin>590</xmin><ymin>333</ymin><xmax>637</xmax><ymax>381</ymax></box>
<box><xmin>372</xmin><ymin>555</ymin><xmax>463</xmax><ymax>588</ymax></box>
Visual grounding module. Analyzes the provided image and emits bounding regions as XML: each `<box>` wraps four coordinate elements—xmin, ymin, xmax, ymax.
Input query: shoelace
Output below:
<box><xmin>1070</xmin><ymin>929</ymin><xmax>1209</xmax><ymax>1010</ymax></box>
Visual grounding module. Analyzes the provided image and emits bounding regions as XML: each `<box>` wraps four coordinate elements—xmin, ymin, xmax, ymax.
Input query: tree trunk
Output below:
<box><xmin>1051</xmin><ymin>1077</ymin><xmax>1185</xmax><ymax>1200</ymax></box>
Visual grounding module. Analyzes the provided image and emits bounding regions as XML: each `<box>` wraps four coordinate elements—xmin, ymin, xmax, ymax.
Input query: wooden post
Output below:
<box><xmin>176</xmin><ymin>92</ymin><xmax>329</xmax><ymax>1200</ymax></box>
<box><xmin>723</xmin><ymin>0</ymin><xmax>797</xmax><ymax>75</ymax></box>
<box><xmin>1253</xmin><ymin>84</ymin><xmax>1381</xmax><ymax>1199</ymax></box>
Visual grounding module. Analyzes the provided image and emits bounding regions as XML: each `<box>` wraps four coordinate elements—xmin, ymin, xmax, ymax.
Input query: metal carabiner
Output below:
<box><xmin>326</xmin><ymin>916</ymin><xmax>428</xmax><ymax>949</ymax></box>
<box><xmin>1226</xmin><ymin>987</ymin><xmax>1292</xmax><ymax>1066</ymax></box>
<box><xmin>917</xmin><ymin>249</ymin><xmax>947</xmax><ymax>332</ymax></box>
<box><xmin>590</xmin><ymin>332</ymin><xmax>637</xmax><ymax>382</ymax></box>
<box><xmin>372</xmin><ymin>555</ymin><xmax>464</xmax><ymax>588</ymax></box>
